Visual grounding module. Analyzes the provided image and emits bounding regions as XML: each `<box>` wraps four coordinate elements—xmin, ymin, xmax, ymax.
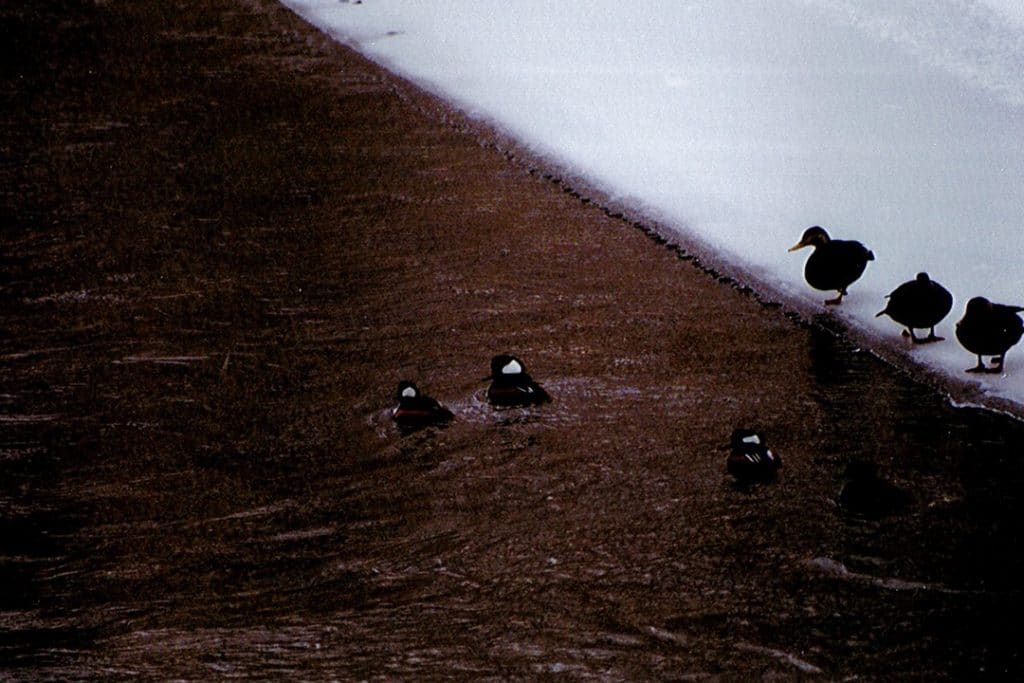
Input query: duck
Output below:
<box><xmin>838</xmin><ymin>461</ymin><xmax>911</xmax><ymax>520</ymax></box>
<box><xmin>788</xmin><ymin>226</ymin><xmax>874</xmax><ymax>305</ymax></box>
<box><xmin>875</xmin><ymin>272</ymin><xmax>953</xmax><ymax>343</ymax></box>
<box><xmin>485</xmin><ymin>354</ymin><xmax>551</xmax><ymax>406</ymax></box>
<box><xmin>725</xmin><ymin>429</ymin><xmax>780</xmax><ymax>483</ymax></box>
<box><xmin>955</xmin><ymin>296</ymin><xmax>1024</xmax><ymax>374</ymax></box>
<box><xmin>391</xmin><ymin>381</ymin><xmax>453</xmax><ymax>432</ymax></box>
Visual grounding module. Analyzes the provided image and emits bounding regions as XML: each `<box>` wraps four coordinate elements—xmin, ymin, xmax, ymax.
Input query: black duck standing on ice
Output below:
<box><xmin>955</xmin><ymin>297</ymin><xmax>1024</xmax><ymax>374</ymax></box>
<box><xmin>485</xmin><ymin>354</ymin><xmax>551</xmax><ymax>407</ymax></box>
<box><xmin>725</xmin><ymin>429</ymin><xmax>780</xmax><ymax>483</ymax></box>
<box><xmin>788</xmin><ymin>226</ymin><xmax>874</xmax><ymax>305</ymax></box>
<box><xmin>392</xmin><ymin>381</ymin><xmax>453</xmax><ymax>432</ymax></box>
<box><xmin>876</xmin><ymin>272</ymin><xmax>953</xmax><ymax>343</ymax></box>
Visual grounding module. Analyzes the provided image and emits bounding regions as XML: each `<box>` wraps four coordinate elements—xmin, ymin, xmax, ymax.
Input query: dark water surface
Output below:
<box><xmin>3</xmin><ymin>1</ymin><xmax>1024</xmax><ymax>679</ymax></box>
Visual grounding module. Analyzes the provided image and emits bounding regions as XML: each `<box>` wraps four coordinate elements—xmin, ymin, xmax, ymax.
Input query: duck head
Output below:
<box><xmin>726</xmin><ymin>428</ymin><xmax>765</xmax><ymax>451</ymax></box>
<box><xmin>395</xmin><ymin>380</ymin><xmax>420</xmax><ymax>400</ymax></box>
<box><xmin>963</xmin><ymin>296</ymin><xmax>992</xmax><ymax>317</ymax></box>
<box><xmin>487</xmin><ymin>354</ymin><xmax>526</xmax><ymax>380</ymax></box>
<box><xmin>788</xmin><ymin>225</ymin><xmax>831</xmax><ymax>252</ymax></box>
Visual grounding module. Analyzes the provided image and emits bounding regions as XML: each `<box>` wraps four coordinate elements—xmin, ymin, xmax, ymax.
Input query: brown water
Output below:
<box><xmin>3</xmin><ymin>1</ymin><xmax>1024</xmax><ymax>679</ymax></box>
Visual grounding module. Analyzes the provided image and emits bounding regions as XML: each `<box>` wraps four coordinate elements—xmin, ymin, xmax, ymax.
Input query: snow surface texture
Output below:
<box><xmin>281</xmin><ymin>0</ymin><xmax>1024</xmax><ymax>412</ymax></box>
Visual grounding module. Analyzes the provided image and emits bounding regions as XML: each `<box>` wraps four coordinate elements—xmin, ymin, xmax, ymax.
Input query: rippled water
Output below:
<box><xmin>6</xmin><ymin>296</ymin><xmax>1024</xmax><ymax>678</ymax></box>
<box><xmin>4</xmin><ymin>1</ymin><xmax>1024</xmax><ymax>679</ymax></box>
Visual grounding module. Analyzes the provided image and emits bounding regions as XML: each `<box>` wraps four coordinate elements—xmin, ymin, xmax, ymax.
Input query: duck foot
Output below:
<box><xmin>909</xmin><ymin>330</ymin><xmax>943</xmax><ymax>344</ymax></box>
<box><xmin>824</xmin><ymin>295</ymin><xmax>843</xmax><ymax>306</ymax></box>
<box><xmin>967</xmin><ymin>358</ymin><xmax>1004</xmax><ymax>374</ymax></box>
<box><xmin>903</xmin><ymin>329</ymin><xmax>924</xmax><ymax>343</ymax></box>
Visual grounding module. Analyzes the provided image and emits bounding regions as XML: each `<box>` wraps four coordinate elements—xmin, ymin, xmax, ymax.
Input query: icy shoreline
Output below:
<box><xmin>280</xmin><ymin>0</ymin><xmax>1024</xmax><ymax>414</ymax></box>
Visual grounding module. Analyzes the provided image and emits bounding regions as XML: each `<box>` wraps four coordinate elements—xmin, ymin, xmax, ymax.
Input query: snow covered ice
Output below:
<box><xmin>281</xmin><ymin>0</ymin><xmax>1024</xmax><ymax>412</ymax></box>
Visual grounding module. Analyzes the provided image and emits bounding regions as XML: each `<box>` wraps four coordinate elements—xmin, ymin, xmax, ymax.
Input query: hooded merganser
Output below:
<box><xmin>392</xmin><ymin>381</ymin><xmax>453</xmax><ymax>432</ymax></box>
<box><xmin>788</xmin><ymin>226</ymin><xmax>874</xmax><ymax>305</ymax></box>
<box><xmin>955</xmin><ymin>296</ymin><xmax>1024</xmax><ymax>373</ymax></box>
<box><xmin>725</xmin><ymin>429</ymin><xmax>780</xmax><ymax>483</ymax></box>
<box><xmin>485</xmin><ymin>354</ymin><xmax>551</xmax><ymax>407</ymax></box>
<box><xmin>876</xmin><ymin>272</ymin><xmax>953</xmax><ymax>343</ymax></box>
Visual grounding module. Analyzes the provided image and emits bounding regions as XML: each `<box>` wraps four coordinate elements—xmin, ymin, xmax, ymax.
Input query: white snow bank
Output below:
<box><xmin>280</xmin><ymin>0</ymin><xmax>1024</xmax><ymax>411</ymax></box>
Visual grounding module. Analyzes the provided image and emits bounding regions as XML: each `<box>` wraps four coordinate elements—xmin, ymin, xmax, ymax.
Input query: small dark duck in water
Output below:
<box><xmin>725</xmin><ymin>429</ymin><xmax>780</xmax><ymax>483</ymax></box>
<box><xmin>485</xmin><ymin>354</ymin><xmax>551</xmax><ymax>407</ymax></box>
<box><xmin>955</xmin><ymin>296</ymin><xmax>1024</xmax><ymax>374</ymax></box>
<box><xmin>788</xmin><ymin>226</ymin><xmax>874</xmax><ymax>305</ymax></box>
<box><xmin>392</xmin><ymin>381</ymin><xmax>453</xmax><ymax>432</ymax></box>
<box><xmin>875</xmin><ymin>272</ymin><xmax>953</xmax><ymax>343</ymax></box>
<box><xmin>838</xmin><ymin>461</ymin><xmax>911</xmax><ymax>520</ymax></box>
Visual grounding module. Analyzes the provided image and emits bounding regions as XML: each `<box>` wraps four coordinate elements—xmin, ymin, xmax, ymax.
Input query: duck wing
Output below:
<box><xmin>807</xmin><ymin>240</ymin><xmax>873</xmax><ymax>291</ymax></box>
<box><xmin>886</xmin><ymin>279</ymin><xmax>953</xmax><ymax>327</ymax></box>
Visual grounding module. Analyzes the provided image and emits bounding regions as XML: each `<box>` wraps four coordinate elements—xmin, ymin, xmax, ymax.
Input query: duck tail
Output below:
<box><xmin>875</xmin><ymin>307</ymin><xmax>887</xmax><ymax>318</ymax></box>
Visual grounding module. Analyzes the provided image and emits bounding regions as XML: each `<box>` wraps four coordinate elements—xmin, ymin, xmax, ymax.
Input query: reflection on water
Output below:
<box><xmin>805</xmin><ymin>316</ymin><xmax>1024</xmax><ymax>676</ymax></box>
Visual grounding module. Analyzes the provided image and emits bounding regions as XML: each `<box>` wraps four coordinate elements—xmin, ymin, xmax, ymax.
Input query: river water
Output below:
<box><xmin>3</xmin><ymin>1</ymin><xmax>1024</xmax><ymax>679</ymax></box>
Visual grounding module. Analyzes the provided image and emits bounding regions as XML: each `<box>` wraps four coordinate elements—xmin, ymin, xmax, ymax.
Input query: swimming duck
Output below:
<box><xmin>725</xmin><ymin>429</ymin><xmax>780</xmax><ymax>483</ymax></box>
<box><xmin>485</xmin><ymin>354</ymin><xmax>551</xmax><ymax>406</ymax></box>
<box><xmin>955</xmin><ymin>296</ymin><xmax>1024</xmax><ymax>374</ymax></box>
<box><xmin>392</xmin><ymin>381</ymin><xmax>453</xmax><ymax>432</ymax></box>
<box><xmin>788</xmin><ymin>226</ymin><xmax>874</xmax><ymax>305</ymax></box>
<box><xmin>875</xmin><ymin>272</ymin><xmax>953</xmax><ymax>343</ymax></box>
<box><xmin>838</xmin><ymin>461</ymin><xmax>911</xmax><ymax>520</ymax></box>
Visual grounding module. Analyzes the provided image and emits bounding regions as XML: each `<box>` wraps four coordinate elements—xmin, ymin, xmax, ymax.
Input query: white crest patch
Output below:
<box><xmin>501</xmin><ymin>359</ymin><xmax>523</xmax><ymax>375</ymax></box>
<box><xmin>401</xmin><ymin>386</ymin><xmax>417</xmax><ymax>398</ymax></box>
<box><xmin>742</xmin><ymin>434</ymin><xmax>761</xmax><ymax>445</ymax></box>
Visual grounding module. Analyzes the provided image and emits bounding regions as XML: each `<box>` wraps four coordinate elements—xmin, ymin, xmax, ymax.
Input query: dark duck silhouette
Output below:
<box><xmin>838</xmin><ymin>461</ymin><xmax>911</xmax><ymax>520</ymax></box>
<box><xmin>875</xmin><ymin>272</ymin><xmax>953</xmax><ymax>343</ymax></box>
<box><xmin>955</xmin><ymin>296</ymin><xmax>1024</xmax><ymax>374</ymax></box>
<box><xmin>788</xmin><ymin>226</ymin><xmax>874</xmax><ymax>305</ymax></box>
<box><xmin>391</xmin><ymin>381</ymin><xmax>453</xmax><ymax>432</ymax></box>
<box><xmin>725</xmin><ymin>429</ymin><xmax>780</xmax><ymax>483</ymax></box>
<box><xmin>485</xmin><ymin>354</ymin><xmax>551</xmax><ymax>407</ymax></box>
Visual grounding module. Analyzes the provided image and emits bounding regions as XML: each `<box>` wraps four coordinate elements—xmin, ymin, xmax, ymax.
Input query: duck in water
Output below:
<box><xmin>725</xmin><ymin>429</ymin><xmax>780</xmax><ymax>483</ymax></box>
<box><xmin>485</xmin><ymin>354</ymin><xmax>551</xmax><ymax>407</ymax></box>
<box><xmin>392</xmin><ymin>381</ymin><xmax>453</xmax><ymax>432</ymax></box>
<box><xmin>838</xmin><ymin>461</ymin><xmax>911</xmax><ymax>520</ymax></box>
